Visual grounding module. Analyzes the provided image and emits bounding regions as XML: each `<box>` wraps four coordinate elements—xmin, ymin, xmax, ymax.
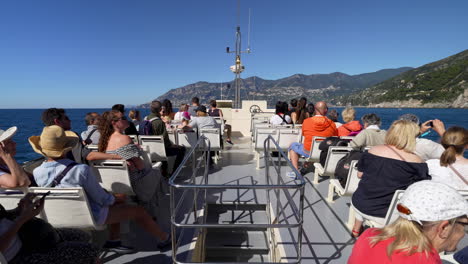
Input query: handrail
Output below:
<box><xmin>169</xmin><ymin>134</ymin><xmax>304</xmax><ymax>264</ymax></box>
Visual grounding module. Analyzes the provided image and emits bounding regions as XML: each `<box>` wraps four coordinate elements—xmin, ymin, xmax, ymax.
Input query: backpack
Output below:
<box><xmin>335</xmin><ymin>150</ymin><xmax>364</xmax><ymax>188</ymax></box>
<box><xmin>139</xmin><ymin>117</ymin><xmax>159</xmax><ymax>135</ymax></box>
<box><xmin>318</xmin><ymin>137</ymin><xmax>350</xmax><ymax>167</ymax></box>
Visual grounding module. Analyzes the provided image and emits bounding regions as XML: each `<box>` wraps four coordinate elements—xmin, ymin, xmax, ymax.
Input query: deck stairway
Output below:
<box><xmin>169</xmin><ymin>135</ymin><xmax>305</xmax><ymax>263</ymax></box>
<box><xmin>204</xmin><ymin>203</ymin><xmax>269</xmax><ymax>262</ymax></box>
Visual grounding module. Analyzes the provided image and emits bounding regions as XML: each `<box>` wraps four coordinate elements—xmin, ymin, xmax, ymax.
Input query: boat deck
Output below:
<box><xmin>103</xmin><ymin>135</ymin><xmax>357</xmax><ymax>263</ymax></box>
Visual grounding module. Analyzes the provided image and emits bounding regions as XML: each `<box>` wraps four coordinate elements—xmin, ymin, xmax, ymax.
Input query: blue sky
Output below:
<box><xmin>0</xmin><ymin>0</ymin><xmax>467</xmax><ymax>108</ymax></box>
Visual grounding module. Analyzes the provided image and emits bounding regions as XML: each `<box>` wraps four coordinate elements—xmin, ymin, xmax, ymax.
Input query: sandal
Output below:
<box><xmin>352</xmin><ymin>228</ymin><xmax>361</xmax><ymax>238</ymax></box>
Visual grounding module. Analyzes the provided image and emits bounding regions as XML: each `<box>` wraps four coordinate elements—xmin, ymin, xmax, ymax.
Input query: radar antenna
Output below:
<box><xmin>226</xmin><ymin>0</ymin><xmax>252</xmax><ymax>109</ymax></box>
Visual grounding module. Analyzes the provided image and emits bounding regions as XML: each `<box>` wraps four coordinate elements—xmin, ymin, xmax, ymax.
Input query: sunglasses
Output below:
<box><xmin>456</xmin><ymin>221</ymin><xmax>468</xmax><ymax>232</ymax></box>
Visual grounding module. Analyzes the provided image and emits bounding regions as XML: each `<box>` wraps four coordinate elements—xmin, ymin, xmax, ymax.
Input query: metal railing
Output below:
<box><xmin>169</xmin><ymin>135</ymin><xmax>305</xmax><ymax>264</ymax></box>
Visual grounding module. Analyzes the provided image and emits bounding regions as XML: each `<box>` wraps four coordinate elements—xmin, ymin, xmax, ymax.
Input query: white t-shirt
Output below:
<box><xmin>0</xmin><ymin>219</ymin><xmax>22</xmax><ymax>261</ymax></box>
<box><xmin>427</xmin><ymin>159</ymin><xmax>468</xmax><ymax>190</ymax></box>
<box><xmin>415</xmin><ymin>138</ymin><xmax>445</xmax><ymax>161</ymax></box>
<box><xmin>270</xmin><ymin>114</ymin><xmax>291</xmax><ymax>125</ymax></box>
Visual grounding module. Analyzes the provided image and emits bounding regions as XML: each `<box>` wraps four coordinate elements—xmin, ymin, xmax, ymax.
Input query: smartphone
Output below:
<box><xmin>39</xmin><ymin>191</ymin><xmax>51</xmax><ymax>200</ymax></box>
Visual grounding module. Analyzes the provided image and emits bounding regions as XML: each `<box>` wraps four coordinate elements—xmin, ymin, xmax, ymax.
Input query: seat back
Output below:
<box><xmin>89</xmin><ymin>160</ymin><xmax>134</xmax><ymax>196</ymax></box>
<box><xmin>30</xmin><ymin>187</ymin><xmax>101</xmax><ymax>229</ymax></box>
<box><xmin>308</xmin><ymin>136</ymin><xmax>326</xmax><ymax>161</ymax></box>
<box><xmin>128</xmin><ymin>135</ymin><xmax>139</xmax><ymax>144</ymax></box>
<box><xmin>383</xmin><ymin>190</ymin><xmax>406</xmax><ymax>226</ymax></box>
<box><xmin>323</xmin><ymin>146</ymin><xmax>353</xmax><ymax>176</ymax></box>
<box><xmin>139</xmin><ymin>135</ymin><xmax>167</xmax><ymax>162</ymax></box>
<box><xmin>252</xmin><ymin>123</ymin><xmax>272</xmax><ymax>143</ymax></box>
<box><xmin>167</xmin><ymin>129</ymin><xmax>177</xmax><ymax>145</ymax></box>
<box><xmin>199</xmin><ymin>128</ymin><xmax>221</xmax><ymax>151</ymax></box>
<box><xmin>340</xmin><ymin>136</ymin><xmax>355</xmax><ymax>141</ymax></box>
<box><xmin>343</xmin><ymin>160</ymin><xmax>360</xmax><ymax>195</ymax></box>
<box><xmin>0</xmin><ymin>189</ymin><xmax>25</xmax><ymax>210</ymax></box>
<box><xmin>255</xmin><ymin>128</ymin><xmax>277</xmax><ymax>151</ymax></box>
<box><xmin>177</xmin><ymin>129</ymin><xmax>198</xmax><ymax>149</ymax></box>
<box><xmin>277</xmin><ymin>128</ymin><xmax>302</xmax><ymax>151</ymax></box>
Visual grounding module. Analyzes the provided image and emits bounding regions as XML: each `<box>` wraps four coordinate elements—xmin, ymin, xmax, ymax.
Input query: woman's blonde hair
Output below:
<box><xmin>440</xmin><ymin>126</ymin><xmax>468</xmax><ymax>167</ymax></box>
<box><xmin>370</xmin><ymin>217</ymin><xmax>452</xmax><ymax>258</ymax></box>
<box><xmin>128</xmin><ymin>109</ymin><xmax>140</xmax><ymax>121</ymax></box>
<box><xmin>385</xmin><ymin>120</ymin><xmax>419</xmax><ymax>152</ymax></box>
<box><xmin>342</xmin><ymin>107</ymin><xmax>356</xmax><ymax>123</ymax></box>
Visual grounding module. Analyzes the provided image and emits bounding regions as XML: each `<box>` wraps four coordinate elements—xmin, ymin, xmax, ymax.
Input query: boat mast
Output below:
<box><xmin>226</xmin><ymin>1</ymin><xmax>251</xmax><ymax>109</ymax></box>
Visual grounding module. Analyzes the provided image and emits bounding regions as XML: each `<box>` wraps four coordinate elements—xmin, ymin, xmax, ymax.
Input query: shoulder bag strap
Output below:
<box><xmin>278</xmin><ymin>114</ymin><xmax>287</xmax><ymax>124</ymax></box>
<box><xmin>448</xmin><ymin>164</ymin><xmax>468</xmax><ymax>185</ymax></box>
<box><xmin>384</xmin><ymin>144</ymin><xmax>406</xmax><ymax>161</ymax></box>
<box><xmin>85</xmin><ymin>129</ymin><xmax>97</xmax><ymax>141</ymax></box>
<box><xmin>51</xmin><ymin>162</ymin><xmax>77</xmax><ymax>187</ymax></box>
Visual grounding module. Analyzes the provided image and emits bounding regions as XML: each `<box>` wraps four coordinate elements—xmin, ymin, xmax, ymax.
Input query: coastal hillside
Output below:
<box><xmin>139</xmin><ymin>68</ymin><xmax>411</xmax><ymax>108</ymax></box>
<box><xmin>341</xmin><ymin>49</ymin><xmax>468</xmax><ymax>108</ymax></box>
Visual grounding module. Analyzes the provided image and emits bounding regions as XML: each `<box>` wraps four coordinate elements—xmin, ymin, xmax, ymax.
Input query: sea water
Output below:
<box><xmin>0</xmin><ymin>108</ymin><xmax>467</xmax><ymax>163</ymax></box>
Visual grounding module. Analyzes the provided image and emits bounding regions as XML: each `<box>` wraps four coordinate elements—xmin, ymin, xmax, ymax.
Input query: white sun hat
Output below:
<box><xmin>0</xmin><ymin>126</ymin><xmax>17</xmax><ymax>144</ymax></box>
<box><xmin>398</xmin><ymin>180</ymin><xmax>468</xmax><ymax>225</ymax></box>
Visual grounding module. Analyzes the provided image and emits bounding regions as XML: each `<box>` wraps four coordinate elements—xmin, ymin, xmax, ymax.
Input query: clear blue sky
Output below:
<box><xmin>1</xmin><ymin>0</ymin><xmax>467</xmax><ymax>108</ymax></box>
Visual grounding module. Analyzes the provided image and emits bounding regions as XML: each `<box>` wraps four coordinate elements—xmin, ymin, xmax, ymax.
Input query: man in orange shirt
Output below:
<box><xmin>287</xmin><ymin>101</ymin><xmax>337</xmax><ymax>177</ymax></box>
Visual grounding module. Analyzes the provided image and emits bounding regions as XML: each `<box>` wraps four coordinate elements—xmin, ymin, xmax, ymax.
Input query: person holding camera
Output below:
<box><xmin>0</xmin><ymin>193</ymin><xmax>99</xmax><ymax>264</ymax></box>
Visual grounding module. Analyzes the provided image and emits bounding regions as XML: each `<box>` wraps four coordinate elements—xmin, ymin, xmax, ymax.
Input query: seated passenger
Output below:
<box><xmin>288</xmin><ymin>101</ymin><xmax>337</xmax><ymax>175</ymax></box>
<box><xmin>146</xmin><ymin>100</ymin><xmax>186</xmax><ymax>176</ymax></box>
<box><xmin>270</xmin><ymin>101</ymin><xmax>291</xmax><ymax>125</ymax></box>
<box><xmin>29</xmin><ymin>125</ymin><xmax>171</xmax><ymax>252</ymax></box>
<box><xmin>183</xmin><ymin>105</ymin><xmax>219</xmax><ymax>130</ymax></box>
<box><xmin>349</xmin><ymin>113</ymin><xmax>386</xmax><ymax>150</ymax></box>
<box><xmin>112</xmin><ymin>104</ymin><xmax>138</xmax><ymax>135</ymax></box>
<box><xmin>399</xmin><ymin>113</ymin><xmax>445</xmax><ymax>161</ymax></box>
<box><xmin>0</xmin><ymin>127</ymin><xmax>31</xmax><ymax>188</ymax></box>
<box><xmin>209</xmin><ymin>100</ymin><xmax>233</xmax><ymax>144</ymax></box>
<box><xmin>162</xmin><ymin>99</ymin><xmax>176</xmax><ymax>121</ymax></box>
<box><xmin>98</xmin><ymin>110</ymin><xmax>165</xmax><ymax>217</ymax></box>
<box><xmin>427</xmin><ymin>126</ymin><xmax>468</xmax><ymax>190</ymax></box>
<box><xmin>80</xmin><ymin>112</ymin><xmax>101</xmax><ymax>145</ymax></box>
<box><xmin>0</xmin><ymin>193</ymin><xmax>99</xmax><ymax>263</ymax></box>
<box><xmin>291</xmin><ymin>97</ymin><xmax>308</xmax><ymax>125</ymax></box>
<box><xmin>174</xmin><ymin>103</ymin><xmax>190</xmax><ymax>122</ymax></box>
<box><xmin>128</xmin><ymin>109</ymin><xmax>141</xmax><ymax>129</ymax></box>
<box><xmin>351</xmin><ymin>120</ymin><xmax>430</xmax><ymax>237</ymax></box>
<box><xmin>337</xmin><ymin>107</ymin><xmax>362</xmax><ymax>136</ymax></box>
<box><xmin>327</xmin><ymin>109</ymin><xmax>342</xmax><ymax>128</ymax></box>
<box><xmin>349</xmin><ymin>181</ymin><xmax>468</xmax><ymax>264</ymax></box>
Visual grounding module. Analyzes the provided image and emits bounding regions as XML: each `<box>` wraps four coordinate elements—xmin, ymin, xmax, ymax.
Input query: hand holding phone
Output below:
<box><xmin>39</xmin><ymin>191</ymin><xmax>51</xmax><ymax>201</ymax></box>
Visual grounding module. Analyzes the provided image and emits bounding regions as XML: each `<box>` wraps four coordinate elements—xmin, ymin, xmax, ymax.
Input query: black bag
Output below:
<box><xmin>335</xmin><ymin>150</ymin><xmax>363</xmax><ymax>187</ymax></box>
<box><xmin>318</xmin><ymin>137</ymin><xmax>350</xmax><ymax>166</ymax></box>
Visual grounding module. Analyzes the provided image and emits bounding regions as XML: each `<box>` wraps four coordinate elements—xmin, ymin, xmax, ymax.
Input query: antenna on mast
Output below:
<box><xmin>226</xmin><ymin>0</ymin><xmax>252</xmax><ymax>109</ymax></box>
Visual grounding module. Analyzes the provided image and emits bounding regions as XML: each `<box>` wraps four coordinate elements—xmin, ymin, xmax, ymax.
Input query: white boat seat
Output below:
<box><xmin>176</xmin><ymin>129</ymin><xmax>198</xmax><ymax>149</ymax></box>
<box><xmin>327</xmin><ymin>160</ymin><xmax>360</xmax><ymax>202</ymax></box>
<box><xmin>199</xmin><ymin>128</ymin><xmax>222</xmax><ymax>151</ymax></box>
<box><xmin>312</xmin><ymin>146</ymin><xmax>352</xmax><ymax>184</ymax></box>
<box><xmin>89</xmin><ymin>160</ymin><xmax>135</xmax><ymax>196</ymax></box>
<box><xmin>139</xmin><ymin>135</ymin><xmax>168</xmax><ymax>162</ymax></box>
<box><xmin>304</xmin><ymin>136</ymin><xmax>326</xmax><ymax>163</ymax></box>
<box><xmin>252</xmin><ymin>123</ymin><xmax>272</xmax><ymax>144</ymax></box>
<box><xmin>254</xmin><ymin>128</ymin><xmax>278</xmax><ymax>169</ymax></box>
<box><xmin>277</xmin><ymin>128</ymin><xmax>302</xmax><ymax>152</ymax></box>
<box><xmin>128</xmin><ymin>135</ymin><xmax>139</xmax><ymax>144</ymax></box>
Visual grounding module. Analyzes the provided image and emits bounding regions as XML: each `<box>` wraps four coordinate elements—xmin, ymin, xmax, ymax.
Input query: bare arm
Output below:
<box><xmin>86</xmin><ymin>151</ymin><xmax>121</xmax><ymax>161</ymax></box>
<box><xmin>0</xmin><ymin>143</ymin><xmax>30</xmax><ymax>188</ymax></box>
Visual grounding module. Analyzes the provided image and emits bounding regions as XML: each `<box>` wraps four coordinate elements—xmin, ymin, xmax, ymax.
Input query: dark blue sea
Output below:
<box><xmin>0</xmin><ymin>108</ymin><xmax>467</xmax><ymax>163</ymax></box>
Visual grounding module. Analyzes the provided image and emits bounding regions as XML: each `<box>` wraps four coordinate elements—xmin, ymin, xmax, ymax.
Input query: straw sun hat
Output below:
<box><xmin>29</xmin><ymin>125</ymin><xmax>79</xmax><ymax>158</ymax></box>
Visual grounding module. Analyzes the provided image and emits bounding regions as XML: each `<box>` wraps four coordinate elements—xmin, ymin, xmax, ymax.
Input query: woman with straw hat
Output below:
<box><xmin>0</xmin><ymin>126</ymin><xmax>30</xmax><ymax>188</ymax></box>
<box><xmin>349</xmin><ymin>181</ymin><xmax>468</xmax><ymax>263</ymax></box>
<box><xmin>29</xmin><ymin>125</ymin><xmax>172</xmax><ymax>252</ymax></box>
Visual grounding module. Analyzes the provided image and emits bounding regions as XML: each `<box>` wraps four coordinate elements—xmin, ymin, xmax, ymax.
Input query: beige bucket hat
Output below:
<box><xmin>29</xmin><ymin>125</ymin><xmax>79</xmax><ymax>158</ymax></box>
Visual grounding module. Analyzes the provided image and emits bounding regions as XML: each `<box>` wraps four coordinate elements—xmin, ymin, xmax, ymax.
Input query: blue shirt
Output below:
<box><xmin>33</xmin><ymin>159</ymin><xmax>115</xmax><ymax>220</ymax></box>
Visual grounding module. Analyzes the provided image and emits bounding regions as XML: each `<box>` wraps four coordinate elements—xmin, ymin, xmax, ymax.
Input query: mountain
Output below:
<box><xmin>342</xmin><ymin>49</ymin><xmax>468</xmax><ymax>108</ymax></box>
<box><xmin>139</xmin><ymin>68</ymin><xmax>412</xmax><ymax>108</ymax></box>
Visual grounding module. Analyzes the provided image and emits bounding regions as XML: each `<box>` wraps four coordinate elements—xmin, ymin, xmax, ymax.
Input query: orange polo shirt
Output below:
<box><xmin>302</xmin><ymin>115</ymin><xmax>338</xmax><ymax>151</ymax></box>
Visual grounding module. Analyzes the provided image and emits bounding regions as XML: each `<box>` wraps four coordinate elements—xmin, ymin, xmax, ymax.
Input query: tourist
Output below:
<box><xmin>128</xmin><ymin>109</ymin><xmax>141</xmax><ymax>128</ymax></box>
<box><xmin>270</xmin><ymin>101</ymin><xmax>291</xmax><ymax>125</ymax></box>
<box><xmin>287</xmin><ymin>101</ymin><xmax>337</xmax><ymax>176</ymax></box>
<box><xmin>188</xmin><ymin>97</ymin><xmax>200</xmax><ymax>117</ymax></box>
<box><xmin>337</xmin><ymin>107</ymin><xmax>362</xmax><ymax>136</ymax></box>
<box><xmin>399</xmin><ymin>113</ymin><xmax>445</xmax><ymax>160</ymax></box>
<box><xmin>427</xmin><ymin>126</ymin><xmax>468</xmax><ymax>190</ymax></box>
<box><xmin>349</xmin><ymin>181</ymin><xmax>468</xmax><ymax>263</ymax></box>
<box><xmin>29</xmin><ymin>125</ymin><xmax>171</xmax><ymax>253</ymax></box>
<box><xmin>0</xmin><ymin>193</ymin><xmax>99</xmax><ymax>263</ymax></box>
<box><xmin>182</xmin><ymin>105</ymin><xmax>219</xmax><ymax>130</ymax></box>
<box><xmin>146</xmin><ymin>100</ymin><xmax>186</xmax><ymax>176</ymax></box>
<box><xmin>291</xmin><ymin>97</ymin><xmax>308</xmax><ymax>125</ymax></box>
<box><xmin>327</xmin><ymin>109</ymin><xmax>342</xmax><ymax>128</ymax></box>
<box><xmin>349</xmin><ymin>113</ymin><xmax>386</xmax><ymax>150</ymax></box>
<box><xmin>289</xmin><ymin>98</ymin><xmax>298</xmax><ymax>116</ymax></box>
<box><xmin>80</xmin><ymin>112</ymin><xmax>100</xmax><ymax>145</ymax></box>
<box><xmin>0</xmin><ymin>126</ymin><xmax>30</xmax><ymax>188</ymax></box>
<box><xmin>209</xmin><ymin>100</ymin><xmax>233</xmax><ymax>144</ymax></box>
<box><xmin>174</xmin><ymin>104</ymin><xmax>190</xmax><ymax>122</ymax></box>
<box><xmin>162</xmin><ymin>99</ymin><xmax>176</xmax><ymax>120</ymax></box>
<box><xmin>350</xmin><ymin>120</ymin><xmax>430</xmax><ymax>236</ymax></box>
<box><xmin>111</xmin><ymin>104</ymin><xmax>138</xmax><ymax>135</ymax></box>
